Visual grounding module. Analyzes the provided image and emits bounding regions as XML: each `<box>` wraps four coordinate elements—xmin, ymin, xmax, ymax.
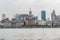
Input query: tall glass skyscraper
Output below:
<box><xmin>41</xmin><ymin>10</ymin><xmax>46</xmax><ymax>20</ymax></box>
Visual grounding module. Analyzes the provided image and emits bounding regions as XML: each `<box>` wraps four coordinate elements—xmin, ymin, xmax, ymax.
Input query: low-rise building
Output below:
<box><xmin>16</xmin><ymin>21</ymin><xmax>24</xmax><ymax>27</ymax></box>
<box><xmin>1</xmin><ymin>18</ymin><xmax>11</xmax><ymax>27</ymax></box>
<box><xmin>38</xmin><ymin>20</ymin><xmax>47</xmax><ymax>25</ymax></box>
<box><xmin>25</xmin><ymin>19</ymin><xmax>35</xmax><ymax>25</ymax></box>
<box><xmin>3</xmin><ymin>23</ymin><xmax>11</xmax><ymax>28</ymax></box>
<box><xmin>54</xmin><ymin>15</ymin><xmax>60</xmax><ymax>25</ymax></box>
<box><xmin>11</xmin><ymin>18</ymin><xmax>17</xmax><ymax>27</ymax></box>
<box><xmin>46</xmin><ymin>21</ymin><xmax>52</xmax><ymax>26</ymax></box>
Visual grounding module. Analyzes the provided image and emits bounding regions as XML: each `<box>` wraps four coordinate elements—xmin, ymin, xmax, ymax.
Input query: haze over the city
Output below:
<box><xmin>0</xmin><ymin>0</ymin><xmax>60</xmax><ymax>20</ymax></box>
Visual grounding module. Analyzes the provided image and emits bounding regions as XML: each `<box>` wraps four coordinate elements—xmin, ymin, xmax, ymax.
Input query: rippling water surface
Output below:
<box><xmin>0</xmin><ymin>28</ymin><xmax>60</xmax><ymax>40</ymax></box>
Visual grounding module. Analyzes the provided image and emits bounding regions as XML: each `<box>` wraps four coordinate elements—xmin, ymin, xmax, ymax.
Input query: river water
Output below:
<box><xmin>0</xmin><ymin>28</ymin><xmax>60</xmax><ymax>40</ymax></box>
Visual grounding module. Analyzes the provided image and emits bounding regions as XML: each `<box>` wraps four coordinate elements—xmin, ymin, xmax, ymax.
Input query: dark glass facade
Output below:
<box><xmin>41</xmin><ymin>10</ymin><xmax>46</xmax><ymax>20</ymax></box>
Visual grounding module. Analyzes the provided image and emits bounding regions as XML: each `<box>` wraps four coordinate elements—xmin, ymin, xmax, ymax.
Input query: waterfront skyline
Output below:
<box><xmin>0</xmin><ymin>0</ymin><xmax>60</xmax><ymax>20</ymax></box>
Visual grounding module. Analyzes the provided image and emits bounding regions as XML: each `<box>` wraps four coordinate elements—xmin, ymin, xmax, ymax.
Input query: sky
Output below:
<box><xmin>0</xmin><ymin>0</ymin><xmax>60</xmax><ymax>20</ymax></box>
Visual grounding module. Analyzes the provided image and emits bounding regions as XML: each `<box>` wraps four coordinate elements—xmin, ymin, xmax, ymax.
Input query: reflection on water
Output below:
<box><xmin>0</xmin><ymin>28</ymin><xmax>60</xmax><ymax>40</ymax></box>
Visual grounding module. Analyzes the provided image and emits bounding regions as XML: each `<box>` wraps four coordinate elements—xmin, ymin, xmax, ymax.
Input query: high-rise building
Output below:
<box><xmin>16</xmin><ymin>14</ymin><xmax>20</xmax><ymax>21</ymax></box>
<box><xmin>51</xmin><ymin>10</ymin><xmax>56</xmax><ymax>25</ymax></box>
<box><xmin>41</xmin><ymin>10</ymin><xmax>46</xmax><ymax>20</ymax></box>
<box><xmin>51</xmin><ymin>10</ymin><xmax>56</xmax><ymax>23</ymax></box>
<box><xmin>2</xmin><ymin>14</ymin><xmax>6</xmax><ymax>20</ymax></box>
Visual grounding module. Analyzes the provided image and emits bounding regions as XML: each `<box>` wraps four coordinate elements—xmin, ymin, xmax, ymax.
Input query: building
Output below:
<box><xmin>19</xmin><ymin>14</ymin><xmax>28</xmax><ymax>20</ymax></box>
<box><xmin>15</xmin><ymin>10</ymin><xmax>36</xmax><ymax>26</ymax></box>
<box><xmin>25</xmin><ymin>18</ymin><xmax>35</xmax><ymax>25</ymax></box>
<box><xmin>25</xmin><ymin>10</ymin><xmax>36</xmax><ymax>25</ymax></box>
<box><xmin>33</xmin><ymin>16</ymin><xmax>38</xmax><ymax>25</ymax></box>
<box><xmin>11</xmin><ymin>17</ymin><xmax>17</xmax><ymax>27</ymax></box>
<box><xmin>46</xmin><ymin>18</ymin><xmax>52</xmax><ymax>25</ymax></box>
<box><xmin>1</xmin><ymin>10</ymin><xmax>38</xmax><ymax>27</ymax></box>
<box><xmin>41</xmin><ymin>10</ymin><xmax>46</xmax><ymax>20</ymax></box>
<box><xmin>16</xmin><ymin>14</ymin><xmax>29</xmax><ymax>26</ymax></box>
<box><xmin>1</xmin><ymin>18</ymin><xmax>11</xmax><ymax>27</ymax></box>
<box><xmin>16</xmin><ymin>21</ymin><xmax>24</xmax><ymax>27</ymax></box>
<box><xmin>38</xmin><ymin>20</ymin><xmax>46</xmax><ymax>25</ymax></box>
<box><xmin>16</xmin><ymin>14</ymin><xmax>20</xmax><ymax>21</ymax></box>
<box><xmin>51</xmin><ymin>10</ymin><xmax>60</xmax><ymax>25</ymax></box>
<box><xmin>51</xmin><ymin>10</ymin><xmax>56</xmax><ymax>25</ymax></box>
<box><xmin>46</xmin><ymin>21</ymin><xmax>52</xmax><ymax>26</ymax></box>
<box><xmin>55</xmin><ymin>15</ymin><xmax>60</xmax><ymax>25</ymax></box>
<box><xmin>51</xmin><ymin>10</ymin><xmax>56</xmax><ymax>22</ymax></box>
<box><xmin>33</xmin><ymin>16</ymin><xmax>38</xmax><ymax>20</ymax></box>
<box><xmin>2</xmin><ymin>14</ymin><xmax>6</xmax><ymax>20</ymax></box>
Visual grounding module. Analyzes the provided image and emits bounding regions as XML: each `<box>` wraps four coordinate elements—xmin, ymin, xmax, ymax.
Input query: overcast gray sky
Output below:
<box><xmin>0</xmin><ymin>0</ymin><xmax>60</xmax><ymax>20</ymax></box>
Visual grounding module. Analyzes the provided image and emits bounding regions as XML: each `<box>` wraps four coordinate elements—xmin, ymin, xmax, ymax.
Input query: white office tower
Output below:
<box><xmin>2</xmin><ymin>14</ymin><xmax>6</xmax><ymax>20</ymax></box>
